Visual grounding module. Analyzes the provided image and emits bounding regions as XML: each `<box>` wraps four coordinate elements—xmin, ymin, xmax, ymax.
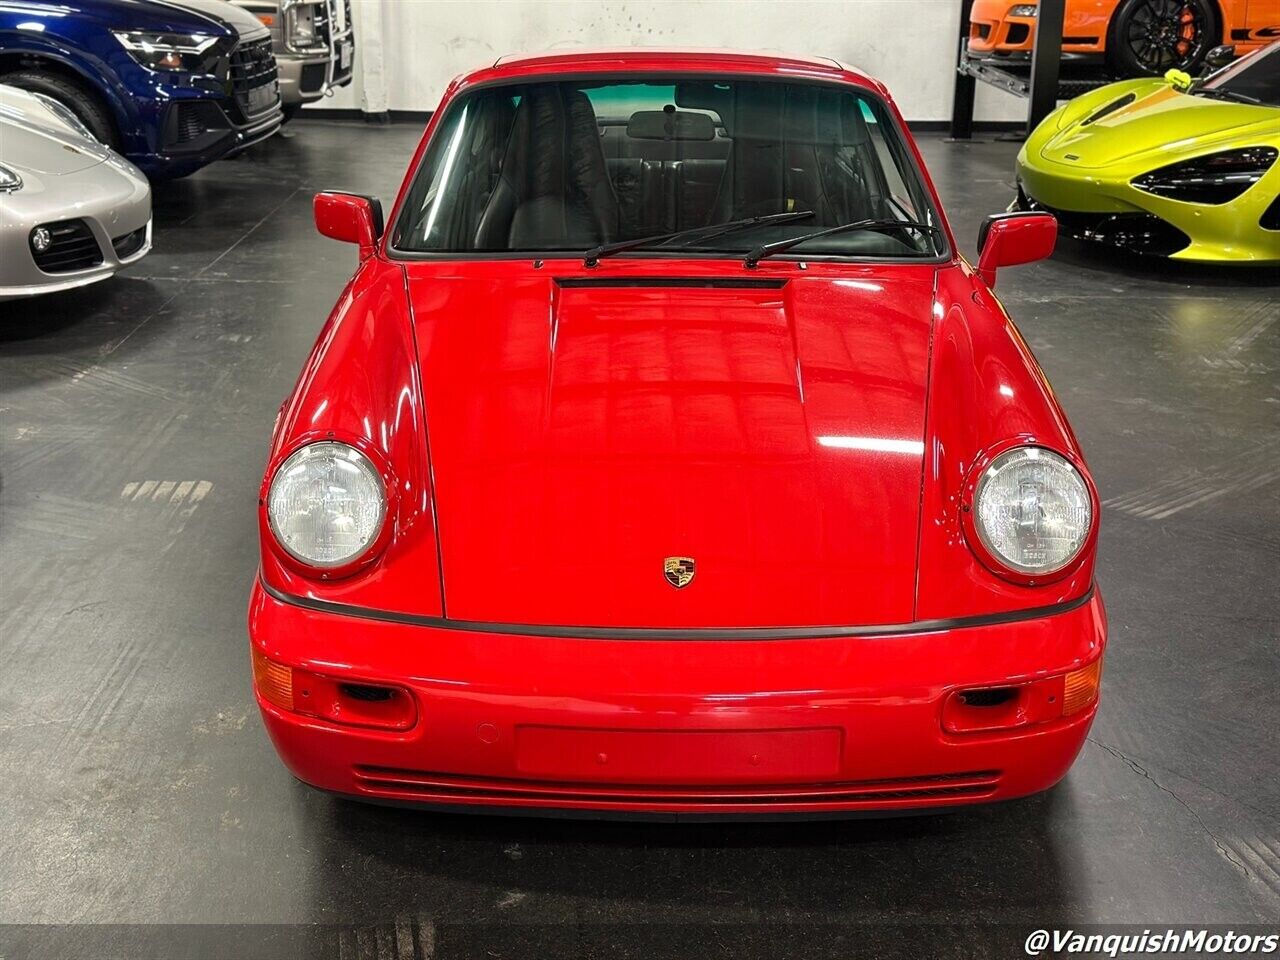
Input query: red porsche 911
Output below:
<box><xmin>249</xmin><ymin>50</ymin><xmax>1106</xmax><ymax>818</ymax></box>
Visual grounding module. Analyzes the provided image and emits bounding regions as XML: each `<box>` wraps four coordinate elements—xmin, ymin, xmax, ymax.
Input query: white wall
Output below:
<box><xmin>309</xmin><ymin>0</ymin><xmax>1024</xmax><ymax>122</ymax></box>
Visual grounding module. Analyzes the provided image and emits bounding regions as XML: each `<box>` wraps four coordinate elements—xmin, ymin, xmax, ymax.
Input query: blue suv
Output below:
<box><xmin>0</xmin><ymin>0</ymin><xmax>284</xmax><ymax>179</ymax></box>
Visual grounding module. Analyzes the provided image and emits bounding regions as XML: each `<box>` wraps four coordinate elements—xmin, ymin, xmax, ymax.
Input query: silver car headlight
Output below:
<box><xmin>0</xmin><ymin>164</ymin><xmax>21</xmax><ymax>193</ymax></box>
<box><xmin>267</xmin><ymin>441</ymin><xmax>387</xmax><ymax>568</ymax></box>
<box><xmin>973</xmin><ymin>446</ymin><xmax>1092</xmax><ymax>575</ymax></box>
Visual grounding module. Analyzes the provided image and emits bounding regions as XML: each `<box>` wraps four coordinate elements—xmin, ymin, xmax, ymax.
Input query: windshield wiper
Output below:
<box><xmin>1197</xmin><ymin>87</ymin><xmax>1263</xmax><ymax>105</ymax></box>
<box><xmin>583</xmin><ymin>210</ymin><xmax>815</xmax><ymax>267</ymax></box>
<box><xmin>744</xmin><ymin>218</ymin><xmax>941</xmax><ymax>268</ymax></box>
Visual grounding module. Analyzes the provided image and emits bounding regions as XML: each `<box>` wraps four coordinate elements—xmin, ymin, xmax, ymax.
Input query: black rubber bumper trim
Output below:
<box><xmin>321</xmin><ymin>785</ymin><xmax>1007</xmax><ymax>821</ymax></box>
<box><xmin>258</xmin><ymin>578</ymin><xmax>1096</xmax><ymax>641</ymax></box>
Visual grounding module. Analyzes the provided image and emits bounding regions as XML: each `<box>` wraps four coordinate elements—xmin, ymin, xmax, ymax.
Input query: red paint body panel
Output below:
<box><xmin>261</xmin><ymin>261</ymin><xmax>443</xmax><ymax>616</ymax></box>
<box><xmin>513</xmin><ymin>726</ymin><xmax>845</xmax><ymax>784</ymax></box>
<box><xmin>249</xmin><ymin>581</ymin><xmax>1106</xmax><ymax>815</ymax></box>
<box><xmin>405</xmin><ymin>259</ymin><xmax>933</xmax><ymax>627</ymax></box>
<box><xmin>251</xmin><ymin>50</ymin><xmax>1107</xmax><ymax>816</ymax></box>
<box><xmin>313</xmin><ymin>192</ymin><xmax>379</xmax><ymax>259</ymax></box>
<box><xmin>916</xmin><ymin>263</ymin><xmax>1099</xmax><ymax>620</ymax></box>
<box><xmin>978</xmin><ymin>212</ymin><xmax>1058</xmax><ymax>286</ymax></box>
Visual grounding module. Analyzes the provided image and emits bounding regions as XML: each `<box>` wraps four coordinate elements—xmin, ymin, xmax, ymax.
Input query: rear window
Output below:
<box><xmin>392</xmin><ymin>75</ymin><xmax>943</xmax><ymax>260</ymax></box>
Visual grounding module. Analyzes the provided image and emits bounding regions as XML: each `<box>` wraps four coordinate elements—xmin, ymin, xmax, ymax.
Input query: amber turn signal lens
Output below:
<box><xmin>252</xmin><ymin>646</ymin><xmax>294</xmax><ymax>711</ymax></box>
<box><xmin>1062</xmin><ymin>659</ymin><xmax>1102</xmax><ymax>716</ymax></box>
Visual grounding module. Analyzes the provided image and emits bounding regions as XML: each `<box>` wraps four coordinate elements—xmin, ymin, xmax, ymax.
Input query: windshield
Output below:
<box><xmin>392</xmin><ymin>76</ymin><xmax>945</xmax><ymax>260</ymax></box>
<box><xmin>1201</xmin><ymin>42</ymin><xmax>1280</xmax><ymax>107</ymax></box>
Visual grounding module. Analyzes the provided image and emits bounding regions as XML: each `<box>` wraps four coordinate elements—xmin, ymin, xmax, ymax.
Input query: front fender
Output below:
<box><xmin>259</xmin><ymin>258</ymin><xmax>444</xmax><ymax>615</ymax></box>
<box><xmin>914</xmin><ymin>263</ymin><xmax>1099</xmax><ymax>620</ymax></box>
<box><xmin>0</xmin><ymin>33</ymin><xmax>138</xmax><ymax>130</ymax></box>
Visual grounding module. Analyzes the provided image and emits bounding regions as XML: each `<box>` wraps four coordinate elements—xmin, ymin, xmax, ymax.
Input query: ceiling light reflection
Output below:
<box><xmin>818</xmin><ymin>435</ymin><xmax>924</xmax><ymax>455</ymax></box>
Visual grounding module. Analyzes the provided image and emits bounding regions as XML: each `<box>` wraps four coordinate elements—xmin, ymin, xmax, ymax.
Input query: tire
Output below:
<box><xmin>1106</xmin><ymin>0</ymin><xmax>1220</xmax><ymax>77</ymax></box>
<box><xmin>281</xmin><ymin>103</ymin><xmax>303</xmax><ymax>123</ymax></box>
<box><xmin>0</xmin><ymin>68</ymin><xmax>119</xmax><ymax>148</ymax></box>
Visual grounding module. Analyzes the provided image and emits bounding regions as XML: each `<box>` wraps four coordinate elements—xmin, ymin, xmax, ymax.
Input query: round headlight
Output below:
<box><xmin>973</xmin><ymin>446</ymin><xmax>1092</xmax><ymax>576</ymax></box>
<box><xmin>267</xmin><ymin>441</ymin><xmax>386</xmax><ymax>568</ymax></box>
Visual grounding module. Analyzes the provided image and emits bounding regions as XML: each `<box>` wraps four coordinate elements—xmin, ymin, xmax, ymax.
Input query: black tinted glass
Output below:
<box><xmin>393</xmin><ymin>77</ymin><xmax>942</xmax><ymax>259</ymax></box>
<box><xmin>1205</xmin><ymin>44</ymin><xmax>1280</xmax><ymax>106</ymax></box>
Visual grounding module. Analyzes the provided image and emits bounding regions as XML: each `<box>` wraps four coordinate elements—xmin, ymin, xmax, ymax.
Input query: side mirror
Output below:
<box><xmin>1164</xmin><ymin>68</ymin><xmax>1194</xmax><ymax>91</ymax></box>
<box><xmin>1204</xmin><ymin>44</ymin><xmax>1236</xmax><ymax>72</ymax></box>
<box><xmin>976</xmin><ymin>212</ymin><xmax>1057</xmax><ymax>286</ymax></box>
<box><xmin>314</xmin><ymin>192</ymin><xmax>384</xmax><ymax>260</ymax></box>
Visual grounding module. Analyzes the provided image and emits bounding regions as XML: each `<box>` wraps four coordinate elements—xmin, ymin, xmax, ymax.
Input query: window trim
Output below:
<box><xmin>385</xmin><ymin>71</ymin><xmax>952</xmax><ymax>264</ymax></box>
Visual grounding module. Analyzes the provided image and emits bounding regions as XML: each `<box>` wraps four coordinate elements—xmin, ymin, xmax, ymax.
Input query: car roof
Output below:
<box><xmin>472</xmin><ymin>49</ymin><xmax>885</xmax><ymax>94</ymax></box>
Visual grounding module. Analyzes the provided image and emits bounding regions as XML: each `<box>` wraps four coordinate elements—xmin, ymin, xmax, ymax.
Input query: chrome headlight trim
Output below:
<box><xmin>267</xmin><ymin>440</ymin><xmax>388</xmax><ymax>569</ymax></box>
<box><xmin>972</xmin><ymin>445</ymin><xmax>1093</xmax><ymax>577</ymax></box>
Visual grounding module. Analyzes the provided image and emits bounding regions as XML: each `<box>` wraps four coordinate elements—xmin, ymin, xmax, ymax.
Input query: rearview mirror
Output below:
<box><xmin>314</xmin><ymin>192</ymin><xmax>384</xmax><ymax>260</ymax></box>
<box><xmin>1204</xmin><ymin>44</ymin><xmax>1236</xmax><ymax>72</ymax></box>
<box><xmin>976</xmin><ymin>212</ymin><xmax>1057</xmax><ymax>286</ymax></box>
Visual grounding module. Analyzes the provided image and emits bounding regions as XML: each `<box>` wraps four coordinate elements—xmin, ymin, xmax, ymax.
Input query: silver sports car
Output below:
<box><xmin>0</xmin><ymin>84</ymin><xmax>152</xmax><ymax>301</ymax></box>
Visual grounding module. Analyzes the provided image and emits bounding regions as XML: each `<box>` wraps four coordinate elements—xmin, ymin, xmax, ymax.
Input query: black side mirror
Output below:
<box><xmin>1203</xmin><ymin>44</ymin><xmax>1235</xmax><ymax>73</ymax></box>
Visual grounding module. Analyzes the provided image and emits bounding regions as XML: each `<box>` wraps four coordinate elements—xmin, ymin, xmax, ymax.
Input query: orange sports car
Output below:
<box><xmin>968</xmin><ymin>0</ymin><xmax>1280</xmax><ymax>76</ymax></box>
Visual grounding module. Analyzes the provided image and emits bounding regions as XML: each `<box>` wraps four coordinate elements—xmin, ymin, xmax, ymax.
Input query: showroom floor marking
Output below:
<box><xmin>1103</xmin><ymin>439</ymin><xmax>1280</xmax><ymax>520</ymax></box>
<box><xmin>1231</xmin><ymin>834</ymin><xmax>1280</xmax><ymax>897</ymax></box>
<box><xmin>120</xmin><ymin>480</ymin><xmax>213</xmax><ymax>511</ymax></box>
<box><xmin>332</xmin><ymin>916</ymin><xmax>436</xmax><ymax>959</ymax></box>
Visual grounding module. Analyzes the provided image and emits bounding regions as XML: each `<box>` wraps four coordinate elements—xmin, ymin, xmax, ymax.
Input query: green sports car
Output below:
<box><xmin>1015</xmin><ymin>42</ymin><xmax>1280</xmax><ymax>264</ymax></box>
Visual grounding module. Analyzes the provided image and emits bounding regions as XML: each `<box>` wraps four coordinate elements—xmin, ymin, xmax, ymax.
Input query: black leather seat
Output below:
<box><xmin>706</xmin><ymin>84</ymin><xmax>860</xmax><ymax>226</ymax></box>
<box><xmin>474</xmin><ymin>86</ymin><xmax>620</xmax><ymax>249</ymax></box>
<box><xmin>608</xmin><ymin>158</ymin><xmax>675</xmax><ymax>238</ymax></box>
<box><xmin>673</xmin><ymin>159</ymin><xmax>724</xmax><ymax>229</ymax></box>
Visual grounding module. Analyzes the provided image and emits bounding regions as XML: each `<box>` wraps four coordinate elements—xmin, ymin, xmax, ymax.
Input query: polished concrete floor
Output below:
<box><xmin>1</xmin><ymin>122</ymin><xmax>1277</xmax><ymax>959</ymax></box>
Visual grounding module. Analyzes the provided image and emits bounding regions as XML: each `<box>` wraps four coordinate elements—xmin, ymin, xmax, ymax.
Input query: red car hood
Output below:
<box><xmin>406</xmin><ymin>263</ymin><xmax>935</xmax><ymax>629</ymax></box>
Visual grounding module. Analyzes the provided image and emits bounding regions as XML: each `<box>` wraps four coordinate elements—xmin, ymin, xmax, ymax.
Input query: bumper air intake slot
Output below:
<box><xmin>31</xmin><ymin>219</ymin><xmax>102</xmax><ymax>274</ymax></box>
<box><xmin>111</xmin><ymin>226</ymin><xmax>147</xmax><ymax>260</ymax></box>
<box><xmin>252</xmin><ymin>647</ymin><xmax>416</xmax><ymax>730</ymax></box>
<box><xmin>339</xmin><ymin>683</ymin><xmax>395</xmax><ymax>702</ymax></box>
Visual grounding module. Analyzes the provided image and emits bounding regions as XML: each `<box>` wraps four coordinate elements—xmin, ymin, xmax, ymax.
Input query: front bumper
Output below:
<box><xmin>0</xmin><ymin>162</ymin><xmax>151</xmax><ymax>301</ymax></box>
<box><xmin>275</xmin><ymin>30</ymin><xmax>355</xmax><ymax>107</ymax></box>
<box><xmin>1015</xmin><ymin>153</ymin><xmax>1280</xmax><ymax>263</ymax></box>
<box><xmin>968</xmin><ymin>0</ymin><xmax>1104</xmax><ymax>56</ymax></box>
<box><xmin>249</xmin><ymin>579</ymin><xmax>1107</xmax><ymax>818</ymax></box>
<box><xmin>132</xmin><ymin>101</ymin><xmax>283</xmax><ymax>178</ymax></box>
<box><xmin>121</xmin><ymin>41</ymin><xmax>284</xmax><ymax>179</ymax></box>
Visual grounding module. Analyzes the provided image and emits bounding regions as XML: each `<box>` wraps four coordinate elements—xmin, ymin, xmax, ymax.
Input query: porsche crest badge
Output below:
<box><xmin>663</xmin><ymin>556</ymin><xmax>696</xmax><ymax>589</ymax></box>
